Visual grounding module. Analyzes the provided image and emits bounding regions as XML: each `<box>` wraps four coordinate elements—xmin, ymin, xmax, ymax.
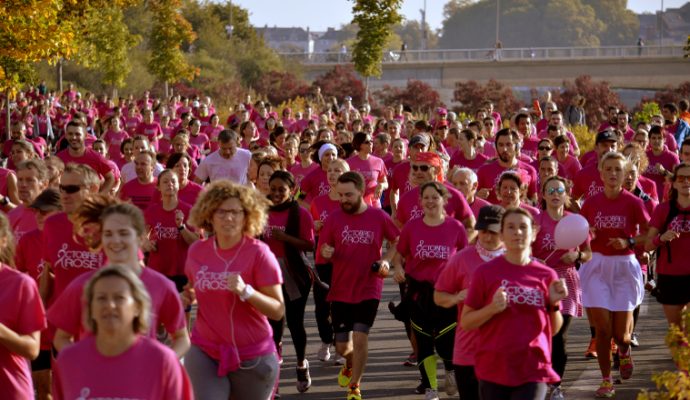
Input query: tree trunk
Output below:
<box><xmin>56</xmin><ymin>59</ymin><xmax>63</xmax><ymax>94</ymax></box>
<box><xmin>5</xmin><ymin>88</ymin><xmax>10</xmax><ymax>142</ymax></box>
<box><xmin>365</xmin><ymin>76</ymin><xmax>370</xmax><ymax>102</ymax></box>
<box><xmin>164</xmin><ymin>81</ymin><xmax>169</xmax><ymax>99</ymax></box>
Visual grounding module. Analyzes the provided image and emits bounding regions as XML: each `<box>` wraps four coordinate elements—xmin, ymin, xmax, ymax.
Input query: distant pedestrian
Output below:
<box><xmin>401</xmin><ymin>42</ymin><xmax>408</xmax><ymax>61</ymax></box>
<box><xmin>637</xmin><ymin>37</ymin><xmax>644</xmax><ymax>56</ymax></box>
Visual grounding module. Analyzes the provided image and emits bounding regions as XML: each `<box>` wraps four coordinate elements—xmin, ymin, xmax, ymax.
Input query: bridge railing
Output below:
<box><xmin>278</xmin><ymin>45</ymin><xmax>686</xmax><ymax>64</ymax></box>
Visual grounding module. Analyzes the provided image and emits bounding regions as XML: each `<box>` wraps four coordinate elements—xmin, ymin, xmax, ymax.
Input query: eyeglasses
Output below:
<box><xmin>214</xmin><ymin>208</ymin><xmax>245</xmax><ymax>218</ymax></box>
<box><xmin>538</xmin><ymin>146</ymin><xmax>553</xmax><ymax>151</ymax></box>
<box><xmin>675</xmin><ymin>175</ymin><xmax>690</xmax><ymax>183</ymax></box>
<box><xmin>59</xmin><ymin>184</ymin><xmax>83</xmax><ymax>194</ymax></box>
<box><xmin>547</xmin><ymin>186</ymin><xmax>566</xmax><ymax>195</ymax></box>
<box><xmin>411</xmin><ymin>164</ymin><xmax>431</xmax><ymax>172</ymax></box>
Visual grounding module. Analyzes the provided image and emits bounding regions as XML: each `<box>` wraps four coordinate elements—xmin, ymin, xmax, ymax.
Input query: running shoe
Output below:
<box><xmin>296</xmin><ymin>359</ymin><xmax>312</xmax><ymax>393</ymax></box>
<box><xmin>335</xmin><ymin>355</ymin><xmax>347</xmax><ymax>365</ymax></box>
<box><xmin>347</xmin><ymin>385</ymin><xmax>362</xmax><ymax>400</ymax></box>
<box><xmin>619</xmin><ymin>349</ymin><xmax>634</xmax><ymax>380</ymax></box>
<box><xmin>318</xmin><ymin>342</ymin><xmax>332</xmax><ymax>362</ymax></box>
<box><xmin>403</xmin><ymin>352</ymin><xmax>417</xmax><ymax>367</ymax></box>
<box><xmin>445</xmin><ymin>371</ymin><xmax>458</xmax><ymax>396</ymax></box>
<box><xmin>414</xmin><ymin>380</ymin><xmax>427</xmax><ymax>394</ymax></box>
<box><xmin>610</xmin><ymin>339</ymin><xmax>618</xmax><ymax>355</ymax></box>
<box><xmin>338</xmin><ymin>365</ymin><xmax>353</xmax><ymax>387</ymax></box>
<box><xmin>630</xmin><ymin>332</ymin><xmax>640</xmax><ymax>348</ymax></box>
<box><xmin>424</xmin><ymin>388</ymin><xmax>440</xmax><ymax>400</ymax></box>
<box><xmin>550</xmin><ymin>385</ymin><xmax>565</xmax><ymax>400</ymax></box>
<box><xmin>585</xmin><ymin>338</ymin><xmax>598</xmax><ymax>359</ymax></box>
<box><xmin>595</xmin><ymin>380</ymin><xmax>615</xmax><ymax>398</ymax></box>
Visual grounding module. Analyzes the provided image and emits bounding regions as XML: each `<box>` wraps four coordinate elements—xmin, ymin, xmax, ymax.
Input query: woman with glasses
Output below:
<box><xmin>530</xmin><ymin>138</ymin><xmax>554</xmax><ymax>171</ymax></box>
<box><xmin>533</xmin><ymin>176</ymin><xmax>591</xmax><ymax>399</ymax></box>
<box><xmin>347</xmin><ymin>132</ymin><xmax>388</xmax><ymax>208</ymax></box>
<box><xmin>184</xmin><ymin>180</ymin><xmax>284</xmax><ymax>400</ymax></box>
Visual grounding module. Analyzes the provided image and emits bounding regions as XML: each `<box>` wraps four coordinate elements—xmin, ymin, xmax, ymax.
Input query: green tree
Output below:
<box><xmin>395</xmin><ymin>20</ymin><xmax>438</xmax><ymax>50</ymax></box>
<box><xmin>582</xmin><ymin>0</ymin><xmax>639</xmax><ymax>45</ymax></box>
<box><xmin>148</xmin><ymin>0</ymin><xmax>198</xmax><ymax>97</ymax></box>
<box><xmin>350</xmin><ymin>0</ymin><xmax>403</xmax><ymax>86</ymax></box>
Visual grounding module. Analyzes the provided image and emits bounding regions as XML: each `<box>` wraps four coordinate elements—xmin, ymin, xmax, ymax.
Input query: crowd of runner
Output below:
<box><xmin>0</xmin><ymin>84</ymin><xmax>689</xmax><ymax>400</ymax></box>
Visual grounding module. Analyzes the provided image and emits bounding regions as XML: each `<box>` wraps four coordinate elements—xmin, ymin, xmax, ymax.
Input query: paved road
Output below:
<box><xmin>276</xmin><ymin>279</ymin><xmax>675</xmax><ymax>399</ymax></box>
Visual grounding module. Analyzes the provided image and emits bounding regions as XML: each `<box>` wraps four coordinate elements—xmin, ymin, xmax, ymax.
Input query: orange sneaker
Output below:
<box><xmin>585</xmin><ymin>338</ymin><xmax>598</xmax><ymax>359</ymax></box>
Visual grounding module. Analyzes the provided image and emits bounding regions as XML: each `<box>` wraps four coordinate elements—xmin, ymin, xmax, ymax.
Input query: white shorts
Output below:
<box><xmin>579</xmin><ymin>252</ymin><xmax>644</xmax><ymax>312</ymax></box>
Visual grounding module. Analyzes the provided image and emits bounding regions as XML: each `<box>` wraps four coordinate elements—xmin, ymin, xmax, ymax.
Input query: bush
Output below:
<box><xmin>312</xmin><ymin>65</ymin><xmax>366</xmax><ymax>106</ymax></box>
<box><xmin>254</xmin><ymin>70</ymin><xmax>310</xmax><ymax>106</ymax></box>
<box><xmin>452</xmin><ymin>79</ymin><xmax>522</xmax><ymax>118</ymax></box>
<box><xmin>375</xmin><ymin>79</ymin><xmax>444</xmax><ymax>115</ymax></box>
<box><xmin>651</xmin><ymin>82</ymin><xmax>690</xmax><ymax>107</ymax></box>
<box><xmin>570</xmin><ymin>125</ymin><xmax>597</xmax><ymax>155</ymax></box>
<box><xmin>632</xmin><ymin>102</ymin><xmax>661</xmax><ymax>125</ymax></box>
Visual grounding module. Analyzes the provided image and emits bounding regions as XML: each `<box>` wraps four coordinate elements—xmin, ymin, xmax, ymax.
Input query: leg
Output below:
<box><xmin>350</xmin><ymin>330</ymin><xmax>370</xmax><ymax>386</ymax></box>
<box><xmin>33</xmin><ymin>370</ymin><xmax>52</xmax><ymax>400</ymax></box>
<box><xmin>510</xmin><ymin>382</ymin><xmax>548</xmax><ymax>400</ymax></box>
<box><xmin>413</xmin><ymin>321</ymin><xmax>436</xmax><ymax>390</ymax></box>
<box><xmin>313</xmin><ymin>263</ymin><xmax>334</xmax><ymax>344</ymax></box>
<box><xmin>454</xmin><ymin>365</ymin><xmax>479</xmax><ymax>400</ymax></box>
<box><xmin>228</xmin><ymin>353</ymin><xmax>280</xmax><ymax>400</ymax></box>
<box><xmin>551</xmin><ymin>314</ymin><xmax>572</xmax><ymax>380</ymax></box>
<box><xmin>588</xmin><ymin>307</ymin><xmax>613</xmax><ymax>378</ymax></box>
<box><xmin>611</xmin><ymin>311</ymin><xmax>634</xmax><ymax>352</ymax></box>
<box><xmin>285</xmin><ymin>286</ymin><xmax>311</xmax><ymax>365</ymax></box>
<box><xmin>662</xmin><ymin>304</ymin><xmax>687</xmax><ymax>327</ymax></box>
<box><xmin>184</xmin><ymin>345</ymin><xmax>231</xmax><ymax>399</ymax></box>
<box><xmin>479</xmin><ymin>379</ymin><xmax>511</xmax><ymax>400</ymax></box>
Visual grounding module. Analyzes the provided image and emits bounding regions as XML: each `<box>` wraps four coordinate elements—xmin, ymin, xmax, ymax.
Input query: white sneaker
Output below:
<box><xmin>335</xmin><ymin>355</ymin><xmax>346</xmax><ymax>365</ymax></box>
<box><xmin>445</xmin><ymin>371</ymin><xmax>458</xmax><ymax>396</ymax></box>
<box><xmin>550</xmin><ymin>385</ymin><xmax>565</xmax><ymax>400</ymax></box>
<box><xmin>295</xmin><ymin>359</ymin><xmax>312</xmax><ymax>393</ymax></box>
<box><xmin>425</xmin><ymin>388</ymin><xmax>440</xmax><ymax>400</ymax></box>
<box><xmin>317</xmin><ymin>342</ymin><xmax>331</xmax><ymax>362</ymax></box>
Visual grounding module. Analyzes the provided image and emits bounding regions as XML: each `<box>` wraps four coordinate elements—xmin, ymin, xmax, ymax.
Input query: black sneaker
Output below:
<box><xmin>296</xmin><ymin>360</ymin><xmax>312</xmax><ymax>393</ymax></box>
<box><xmin>415</xmin><ymin>380</ymin><xmax>428</xmax><ymax>394</ymax></box>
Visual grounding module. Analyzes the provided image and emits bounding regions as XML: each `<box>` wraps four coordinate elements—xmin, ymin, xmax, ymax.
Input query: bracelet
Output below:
<box><xmin>546</xmin><ymin>303</ymin><xmax>560</xmax><ymax>312</ymax></box>
<box><xmin>239</xmin><ymin>284</ymin><xmax>255</xmax><ymax>302</ymax></box>
<box><xmin>177</xmin><ymin>224</ymin><xmax>186</xmax><ymax>232</ymax></box>
<box><xmin>652</xmin><ymin>234</ymin><xmax>663</xmax><ymax>247</ymax></box>
<box><xmin>627</xmin><ymin>237</ymin><xmax>636</xmax><ymax>249</ymax></box>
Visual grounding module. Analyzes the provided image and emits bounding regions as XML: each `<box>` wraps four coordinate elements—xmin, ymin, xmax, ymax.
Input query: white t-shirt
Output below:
<box><xmin>195</xmin><ymin>148</ymin><xmax>251</xmax><ymax>184</ymax></box>
<box><xmin>121</xmin><ymin>161</ymin><xmax>164</xmax><ymax>183</ymax></box>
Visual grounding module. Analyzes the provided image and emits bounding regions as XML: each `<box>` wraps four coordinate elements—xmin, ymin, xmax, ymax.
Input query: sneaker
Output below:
<box><xmin>630</xmin><ymin>332</ymin><xmax>640</xmax><ymax>348</ymax></box>
<box><xmin>550</xmin><ymin>385</ymin><xmax>565</xmax><ymax>400</ymax></box>
<box><xmin>403</xmin><ymin>352</ymin><xmax>417</xmax><ymax>367</ymax></box>
<box><xmin>347</xmin><ymin>385</ymin><xmax>362</xmax><ymax>400</ymax></box>
<box><xmin>318</xmin><ymin>342</ymin><xmax>332</xmax><ymax>362</ymax></box>
<box><xmin>414</xmin><ymin>381</ymin><xmax>427</xmax><ymax>394</ymax></box>
<box><xmin>424</xmin><ymin>388</ymin><xmax>440</xmax><ymax>400</ymax></box>
<box><xmin>619</xmin><ymin>349</ymin><xmax>634</xmax><ymax>380</ymax></box>
<box><xmin>610</xmin><ymin>339</ymin><xmax>618</xmax><ymax>355</ymax></box>
<box><xmin>444</xmin><ymin>371</ymin><xmax>458</xmax><ymax>396</ymax></box>
<box><xmin>585</xmin><ymin>338</ymin><xmax>598</xmax><ymax>359</ymax></box>
<box><xmin>338</xmin><ymin>365</ymin><xmax>353</xmax><ymax>388</ymax></box>
<box><xmin>335</xmin><ymin>355</ymin><xmax>346</xmax><ymax>366</ymax></box>
<box><xmin>296</xmin><ymin>360</ymin><xmax>312</xmax><ymax>393</ymax></box>
<box><xmin>595</xmin><ymin>380</ymin><xmax>615</xmax><ymax>398</ymax></box>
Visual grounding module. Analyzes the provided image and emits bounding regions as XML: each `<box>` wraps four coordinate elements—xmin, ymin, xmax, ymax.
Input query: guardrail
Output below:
<box><xmin>278</xmin><ymin>45</ymin><xmax>686</xmax><ymax>64</ymax></box>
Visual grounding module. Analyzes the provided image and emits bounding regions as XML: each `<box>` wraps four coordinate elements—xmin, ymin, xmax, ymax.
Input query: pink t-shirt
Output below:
<box><xmin>649</xmin><ymin>201</ymin><xmax>690</xmax><ymax>275</ymax></box>
<box><xmin>310</xmin><ymin>194</ymin><xmax>341</xmax><ymax>265</ymax></box>
<box><xmin>320</xmin><ymin>207</ymin><xmax>400</xmax><ymax>303</ymax></box>
<box><xmin>434</xmin><ymin>245</ymin><xmax>487</xmax><ymax>366</ymax></box>
<box><xmin>263</xmin><ymin>206</ymin><xmax>314</xmax><ymax>258</ymax></box>
<box><xmin>572</xmin><ymin>164</ymin><xmax>604</xmax><ymax>201</ymax></box>
<box><xmin>124</xmin><ymin>115</ymin><xmax>141</xmax><ymax>134</ymax></box>
<box><xmin>300</xmin><ymin>167</ymin><xmax>329</xmax><ymax>203</ymax></box>
<box><xmin>47</xmin><ymin>267</ymin><xmax>186</xmax><ymax>341</ymax></box>
<box><xmin>145</xmin><ymin>202</ymin><xmax>193</xmax><ymax>277</ymax></box>
<box><xmin>53</xmin><ymin>336</ymin><xmax>193</xmax><ymax>400</ymax></box>
<box><xmin>102</xmin><ymin>129</ymin><xmax>129</xmax><ymax>161</ymax></box>
<box><xmin>580</xmin><ymin>150</ymin><xmax>597</xmax><ymax>168</ymax></box>
<box><xmin>136</xmin><ymin>122</ymin><xmax>163</xmax><ymax>150</ymax></box>
<box><xmin>119</xmin><ymin>179</ymin><xmax>157</xmax><ymax>210</ymax></box>
<box><xmin>395</xmin><ymin>183</ymin><xmax>472</xmax><ymax>226</ymax></box>
<box><xmin>449</xmin><ymin>151</ymin><xmax>489</xmax><ymax>171</ymax></box>
<box><xmin>389</xmin><ymin>161</ymin><xmax>414</xmax><ymax>201</ymax></box>
<box><xmin>185</xmin><ymin>237</ymin><xmax>282</xmax><ymax>360</ymax></box>
<box><xmin>521</xmin><ymin>135</ymin><xmax>540</xmax><ymax>160</ymax></box>
<box><xmin>396</xmin><ymin>217</ymin><xmax>468</xmax><ymax>283</ymax></box>
<box><xmin>476</xmin><ymin>160</ymin><xmax>538</xmax><ymax>204</ymax></box>
<box><xmin>8</xmin><ymin>205</ymin><xmax>38</xmax><ymax>243</ymax></box>
<box><xmin>644</xmin><ymin>149</ymin><xmax>679</xmax><ymax>198</ymax></box>
<box><xmin>41</xmin><ymin>212</ymin><xmax>104</xmax><ymax>299</ymax></box>
<box><xmin>189</xmin><ymin>133</ymin><xmax>210</xmax><ymax>153</ymax></box>
<box><xmin>15</xmin><ymin>229</ymin><xmax>44</xmax><ymax>281</ymax></box>
<box><xmin>558</xmin><ymin>155</ymin><xmax>582</xmax><ymax>181</ymax></box>
<box><xmin>0</xmin><ymin>264</ymin><xmax>46</xmax><ymax>400</ymax></box>
<box><xmin>347</xmin><ymin>155</ymin><xmax>388</xmax><ymax>208</ymax></box>
<box><xmin>290</xmin><ymin>163</ymin><xmax>319</xmax><ymax>189</ymax></box>
<box><xmin>581</xmin><ymin>190</ymin><xmax>650</xmax><ymax>256</ymax></box>
<box><xmin>464</xmin><ymin>256</ymin><xmax>560</xmax><ymax>386</ymax></box>
<box><xmin>469</xmin><ymin>197</ymin><xmax>491</xmax><ymax>220</ymax></box>
<box><xmin>56</xmin><ymin>148</ymin><xmax>113</xmax><ymax>179</ymax></box>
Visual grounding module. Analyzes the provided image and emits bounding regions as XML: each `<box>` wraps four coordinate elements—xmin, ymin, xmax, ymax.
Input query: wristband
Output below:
<box><xmin>575</xmin><ymin>251</ymin><xmax>582</xmax><ymax>263</ymax></box>
<box><xmin>652</xmin><ymin>234</ymin><xmax>663</xmax><ymax>247</ymax></box>
<box><xmin>546</xmin><ymin>303</ymin><xmax>560</xmax><ymax>312</ymax></box>
<box><xmin>0</xmin><ymin>196</ymin><xmax>8</xmax><ymax>206</ymax></box>
<box><xmin>239</xmin><ymin>284</ymin><xmax>255</xmax><ymax>302</ymax></box>
<box><xmin>177</xmin><ymin>224</ymin><xmax>186</xmax><ymax>232</ymax></box>
<box><xmin>627</xmin><ymin>237</ymin><xmax>636</xmax><ymax>249</ymax></box>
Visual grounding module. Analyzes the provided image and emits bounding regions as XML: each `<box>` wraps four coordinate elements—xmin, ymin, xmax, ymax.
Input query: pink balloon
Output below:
<box><xmin>554</xmin><ymin>214</ymin><xmax>589</xmax><ymax>250</ymax></box>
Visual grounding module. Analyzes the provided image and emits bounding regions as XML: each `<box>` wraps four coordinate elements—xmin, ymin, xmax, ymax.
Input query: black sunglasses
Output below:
<box><xmin>411</xmin><ymin>165</ymin><xmax>431</xmax><ymax>172</ymax></box>
<box><xmin>538</xmin><ymin>146</ymin><xmax>553</xmax><ymax>151</ymax></box>
<box><xmin>59</xmin><ymin>184</ymin><xmax>82</xmax><ymax>194</ymax></box>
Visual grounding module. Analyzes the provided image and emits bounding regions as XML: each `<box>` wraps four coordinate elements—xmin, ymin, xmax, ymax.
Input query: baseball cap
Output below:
<box><xmin>595</xmin><ymin>129</ymin><xmax>618</xmax><ymax>144</ymax></box>
<box><xmin>409</xmin><ymin>134</ymin><xmax>430</xmax><ymax>148</ymax></box>
<box><xmin>436</xmin><ymin>107</ymin><xmax>448</xmax><ymax>115</ymax></box>
<box><xmin>29</xmin><ymin>188</ymin><xmax>61</xmax><ymax>211</ymax></box>
<box><xmin>475</xmin><ymin>205</ymin><xmax>505</xmax><ymax>233</ymax></box>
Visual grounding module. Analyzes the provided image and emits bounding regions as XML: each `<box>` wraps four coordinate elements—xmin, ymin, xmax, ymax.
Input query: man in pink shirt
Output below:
<box><xmin>449</xmin><ymin>167</ymin><xmax>490</xmax><ymax>221</ymax></box>
<box><xmin>538</xmin><ymin>111</ymin><xmax>580</xmax><ymax>157</ymax></box>
<box><xmin>616</xmin><ymin>110</ymin><xmax>636</xmax><ymax>142</ymax></box>
<box><xmin>320</xmin><ymin>171</ymin><xmax>399</xmax><ymax>400</ymax></box>
<box><xmin>644</xmin><ymin>125</ymin><xmax>680</xmax><ymax>197</ymax></box>
<box><xmin>8</xmin><ymin>160</ymin><xmax>49</xmax><ymax>241</ymax></box>
<box><xmin>119</xmin><ymin>150</ymin><xmax>157</xmax><ymax>210</ymax></box>
<box><xmin>56</xmin><ymin>121</ymin><xmax>115</xmax><ymax>193</ymax></box>
<box><xmin>516</xmin><ymin>113</ymin><xmax>539</xmax><ymax>161</ymax></box>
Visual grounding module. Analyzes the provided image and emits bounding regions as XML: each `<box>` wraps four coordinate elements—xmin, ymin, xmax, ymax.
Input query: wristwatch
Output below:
<box><xmin>239</xmin><ymin>284</ymin><xmax>255</xmax><ymax>302</ymax></box>
<box><xmin>546</xmin><ymin>303</ymin><xmax>560</xmax><ymax>312</ymax></box>
<box><xmin>177</xmin><ymin>224</ymin><xmax>186</xmax><ymax>232</ymax></box>
<box><xmin>627</xmin><ymin>237</ymin><xmax>636</xmax><ymax>249</ymax></box>
<box><xmin>0</xmin><ymin>196</ymin><xmax>8</xmax><ymax>206</ymax></box>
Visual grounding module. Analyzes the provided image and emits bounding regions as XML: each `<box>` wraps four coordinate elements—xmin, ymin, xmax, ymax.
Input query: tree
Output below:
<box><xmin>254</xmin><ymin>71</ymin><xmax>310</xmax><ymax>106</ymax></box>
<box><xmin>453</xmin><ymin>79</ymin><xmax>521</xmax><ymax>117</ymax></box>
<box><xmin>312</xmin><ymin>65</ymin><xmax>366</xmax><ymax>106</ymax></box>
<box><xmin>649</xmin><ymin>82</ymin><xmax>690</xmax><ymax>106</ymax></box>
<box><xmin>395</xmin><ymin>20</ymin><xmax>438</xmax><ymax>50</ymax></box>
<box><xmin>551</xmin><ymin>75</ymin><xmax>622</xmax><ymax>130</ymax></box>
<box><xmin>148</xmin><ymin>0</ymin><xmax>198</xmax><ymax>97</ymax></box>
<box><xmin>582</xmin><ymin>0</ymin><xmax>639</xmax><ymax>45</ymax></box>
<box><xmin>350</xmin><ymin>0</ymin><xmax>403</xmax><ymax>89</ymax></box>
<box><xmin>685</xmin><ymin>34</ymin><xmax>690</xmax><ymax>58</ymax></box>
<box><xmin>375</xmin><ymin>80</ymin><xmax>444</xmax><ymax>114</ymax></box>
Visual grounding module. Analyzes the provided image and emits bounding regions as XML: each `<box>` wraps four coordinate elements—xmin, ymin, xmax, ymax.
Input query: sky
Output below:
<box><xmin>228</xmin><ymin>0</ymin><xmax>687</xmax><ymax>32</ymax></box>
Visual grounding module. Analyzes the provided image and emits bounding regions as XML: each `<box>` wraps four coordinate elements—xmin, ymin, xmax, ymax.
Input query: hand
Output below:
<box><xmin>476</xmin><ymin>188</ymin><xmax>491</xmax><ymax>199</ymax></box>
<box><xmin>638</xmin><ymin>252</ymin><xmax>650</xmax><ymax>265</ymax></box>
<box><xmin>549</xmin><ymin>278</ymin><xmax>568</xmax><ymax>304</ymax></box>
<box><xmin>314</xmin><ymin>220</ymin><xmax>324</xmax><ymax>233</ymax></box>
<box><xmin>607</xmin><ymin>237</ymin><xmax>628</xmax><ymax>250</ymax></box>
<box><xmin>181</xmin><ymin>283</ymin><xmax>196</xmax><ymax>308</ymax></box>
<box><xmin>661</xmin><ymin>230</ymin><xmax>681</xmax><ymax>243</ymax></box>
<box><xmin>174</xmin><ymin>210</ymin><xmax>185</xmax><ymax>227</ymax></box>
<box><xmin>491</xmin><ymin>287</ymin><xmax>507</xmax><ymax>314</ymax></box>
<box><xmin>655</xmin><ymin>163</ymin><xmax>666</xmax><ymax>174</ymax></box>
<box><xmin>393</xmin><ymin>266</ymin><xmax>406</xmax><ymax>283</ymax></box>
<box><xmin>227</xmin><ymin>273</ymin><xmax>246</xmax><ymax>296</ymax></box>
<box><xmin>374</xmin><ymin>184</ymin><xmax>384</xmax><ymax>199</ymax></box>
<box><xmin>321</xmin><ymin>244</ymin><xmax>334</xmax><ymax>259</ymax></box>
<box><xmin>271</xmin><ymin>228</ymin><xmax>288</xmax><ymax>241</ymax></box>
<box><xmin>456</xmin><ymin>289</ymin><xmax>468</xmax><ymax>303</ymax></box>
<box><xmin>559</xmin><ymin>251</ymin><xmax>579</xmax><ymax>265</ymax></box>
<box><xmin>142</xmin><ymin>237</ymin><xmax>157</xmax><ymax>252</ymax></box>
<box><xmin>377</xmin><ymin>260</ymin><xmax>390</xmax><ymax>278</ymax></box>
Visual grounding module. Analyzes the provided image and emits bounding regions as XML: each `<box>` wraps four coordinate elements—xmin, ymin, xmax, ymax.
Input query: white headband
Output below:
<box><xmin>318</xmin><ymin>143</ymin><xmax>337</xmax><ymax>161</ymax></box>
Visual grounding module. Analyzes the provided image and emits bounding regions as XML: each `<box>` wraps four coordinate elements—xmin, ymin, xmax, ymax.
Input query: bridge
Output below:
<box><xmin>281</xmin><ymin>45</ymin><xmax>689</xmax><ymax>104</ymax></box>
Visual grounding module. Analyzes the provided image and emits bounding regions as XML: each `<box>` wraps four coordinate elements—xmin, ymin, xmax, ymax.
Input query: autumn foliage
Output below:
<box><xmin>453</xmin><ymin>79</ymin><xmax>522</xmax><ymax>117</ymax></box>
<box><xmin>312</xmin><ymin>65</ymin><xmax>367</xmax><ymax>106</ymax></box>
<box><xmin>254</xmin><ymin>71</ymin><xmax>311</xmax><ymax>106</ymax></box>
<box><xmin>375</xmin><ymin>80</ymin><xmax>444</xmax><ymax>114</ymax></box>
<box><xmin>551</xmin><ymin>75</ymin><xmax>622</xmax><ymax>129</ymax></box>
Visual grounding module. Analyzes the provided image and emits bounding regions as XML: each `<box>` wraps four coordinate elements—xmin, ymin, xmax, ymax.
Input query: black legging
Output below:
<box><xmin>270</xmin><ymin>283</ymin><xmax>312</xmax><ymax>363</ymax></box>
<box><xmin>313</xmin><ymin>263</ymin><xmax>333</xmax><ymax>344</ymax></box>
<box><xmin>551</xmin><ymin>314</ymin><xmax>572</xmax><ymax>381</ymax></box>
<box><xmin>454</xmin><ymin>365</ymin><xmax>479</xmax><ymax>400</ymax></box>
<box><xmin>479</xmin><ymin>380</ymin><xmax>547</xmax><ymax>400</ymax></box>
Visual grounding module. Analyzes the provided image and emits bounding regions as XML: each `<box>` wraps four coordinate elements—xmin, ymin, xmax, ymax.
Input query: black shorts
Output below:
<box><xmin>167</xmin><ymin>275</ymin><xmax>189</xmax><ymax>293</ymax></box>
<box><xmin>655</xmin><ymin>273</ymin><xmax>690</xmax><ymax>305</ymax></box>
<box><xmin>31</xmin><ymin>349</ymin><xmax>52</xmax><ymax>371</ymax></box>
<box><xmin>331</xmin><ymin>299</ymin><xmax>380</xmax><ymax>333</ymax></box>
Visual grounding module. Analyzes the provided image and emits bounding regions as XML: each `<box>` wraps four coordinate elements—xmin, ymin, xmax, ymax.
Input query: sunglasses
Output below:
<box><xmin>546</xmin><ymin>186</ymin><xmax>566</xmax><ymax>195</ymax></box>
<box><xmin>411</xmin><ymin>164</ymin><xmax>431</xmax><ymax>172</ymax></box>
<box><xmin>675</xmin><ymin>175</ymin><xmax>690</xmax><ymax>183</ymax></box>
<box><xmin>59</xmin><ymin>184</ymin><xmax>83</xmax><ymax>194</ymax></box>
<box><xmin>538</xmin><ymin>146</ymin><xmax>553</xmax><ymax>151</ymax></box>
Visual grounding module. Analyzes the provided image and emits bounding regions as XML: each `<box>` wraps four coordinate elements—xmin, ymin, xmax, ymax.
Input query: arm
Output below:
<box><xmin>179</xmin><ymin>227</ymin><xmax>199</xmax><ymax>245</ymax></box>
<box><xmin>271</xmin><ymin>229</ymin><xmax>313</xmax><ymax>252</ymax></box>
<box><xmin>0</xmin><ymin>324</ymin><xmax>40</xmax><ymax>360</ymax></box>
<box><xmin>460</xmin><ymin>287</ymin><xmax>506</xmax><ymax>330</ymax></box>
<box><xmin>227</xmin><ymin>274</ymin><xmax>284</xmax><ymax>321</ymax></box>
<box><xmin>6</xmin><ymin>172</ymin><xmax>20</xmax><ymax>206</ymax></box>
<box><xmin>169</xmin><ymin>328</ymin><xmax>191</xmax><ymax>359</ymax></box>
<box><xmin>52</xmin><ymin>328</ymin><xmax>74</xmax><ymax>353</ymax></box>
<box><xmin>434</xmin><ymin>289</ymin><xmax>467</xmax><ymax>308</ymax></box>
<box><xmin>100</xmin><ymin>171</ymin><xmax>115</xmax><ymax>193</ymax></box>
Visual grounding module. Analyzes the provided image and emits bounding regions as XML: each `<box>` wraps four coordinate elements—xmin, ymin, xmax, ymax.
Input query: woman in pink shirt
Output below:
<box><xmin>205</xmin><ymin>114</ymin><xmax>224</xmax><ymax>153</ymax></box>
<box><xmin>0</xmin><ymin>214</ymin><xmax>46</xmax><ymax>400</ymax></box>
<box><xmin>256</xmin><ymin>156</ymin><xmax>284</xmax><ymax>197</ymax></box>
<box><xmin>496</xmin><ymin>171</ymin><xmax>540</xmax><ymax>219</ymax></box>
<box><xmin>164</xmin><ymin>152</ymin><xmax>203</xmax><ymax>206</ymax></box>
<box><xmin>461</xmin><ymin>208</ymin><xmax>567</xmax><ymax>400</ymax></box>
<box><xmin>347</xmin><ymin>132</ymin><xmax>388</xmax><ymax>208</ymax></box>
<box><xmin>53</xmin><ymin>265</ymin><xmax>193</xmax><ymax>400</ymax></box>
<box><xmin>185</xmin><ymin>180</ymin><xmax>284</xmax><ymax>399</ymax></box>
